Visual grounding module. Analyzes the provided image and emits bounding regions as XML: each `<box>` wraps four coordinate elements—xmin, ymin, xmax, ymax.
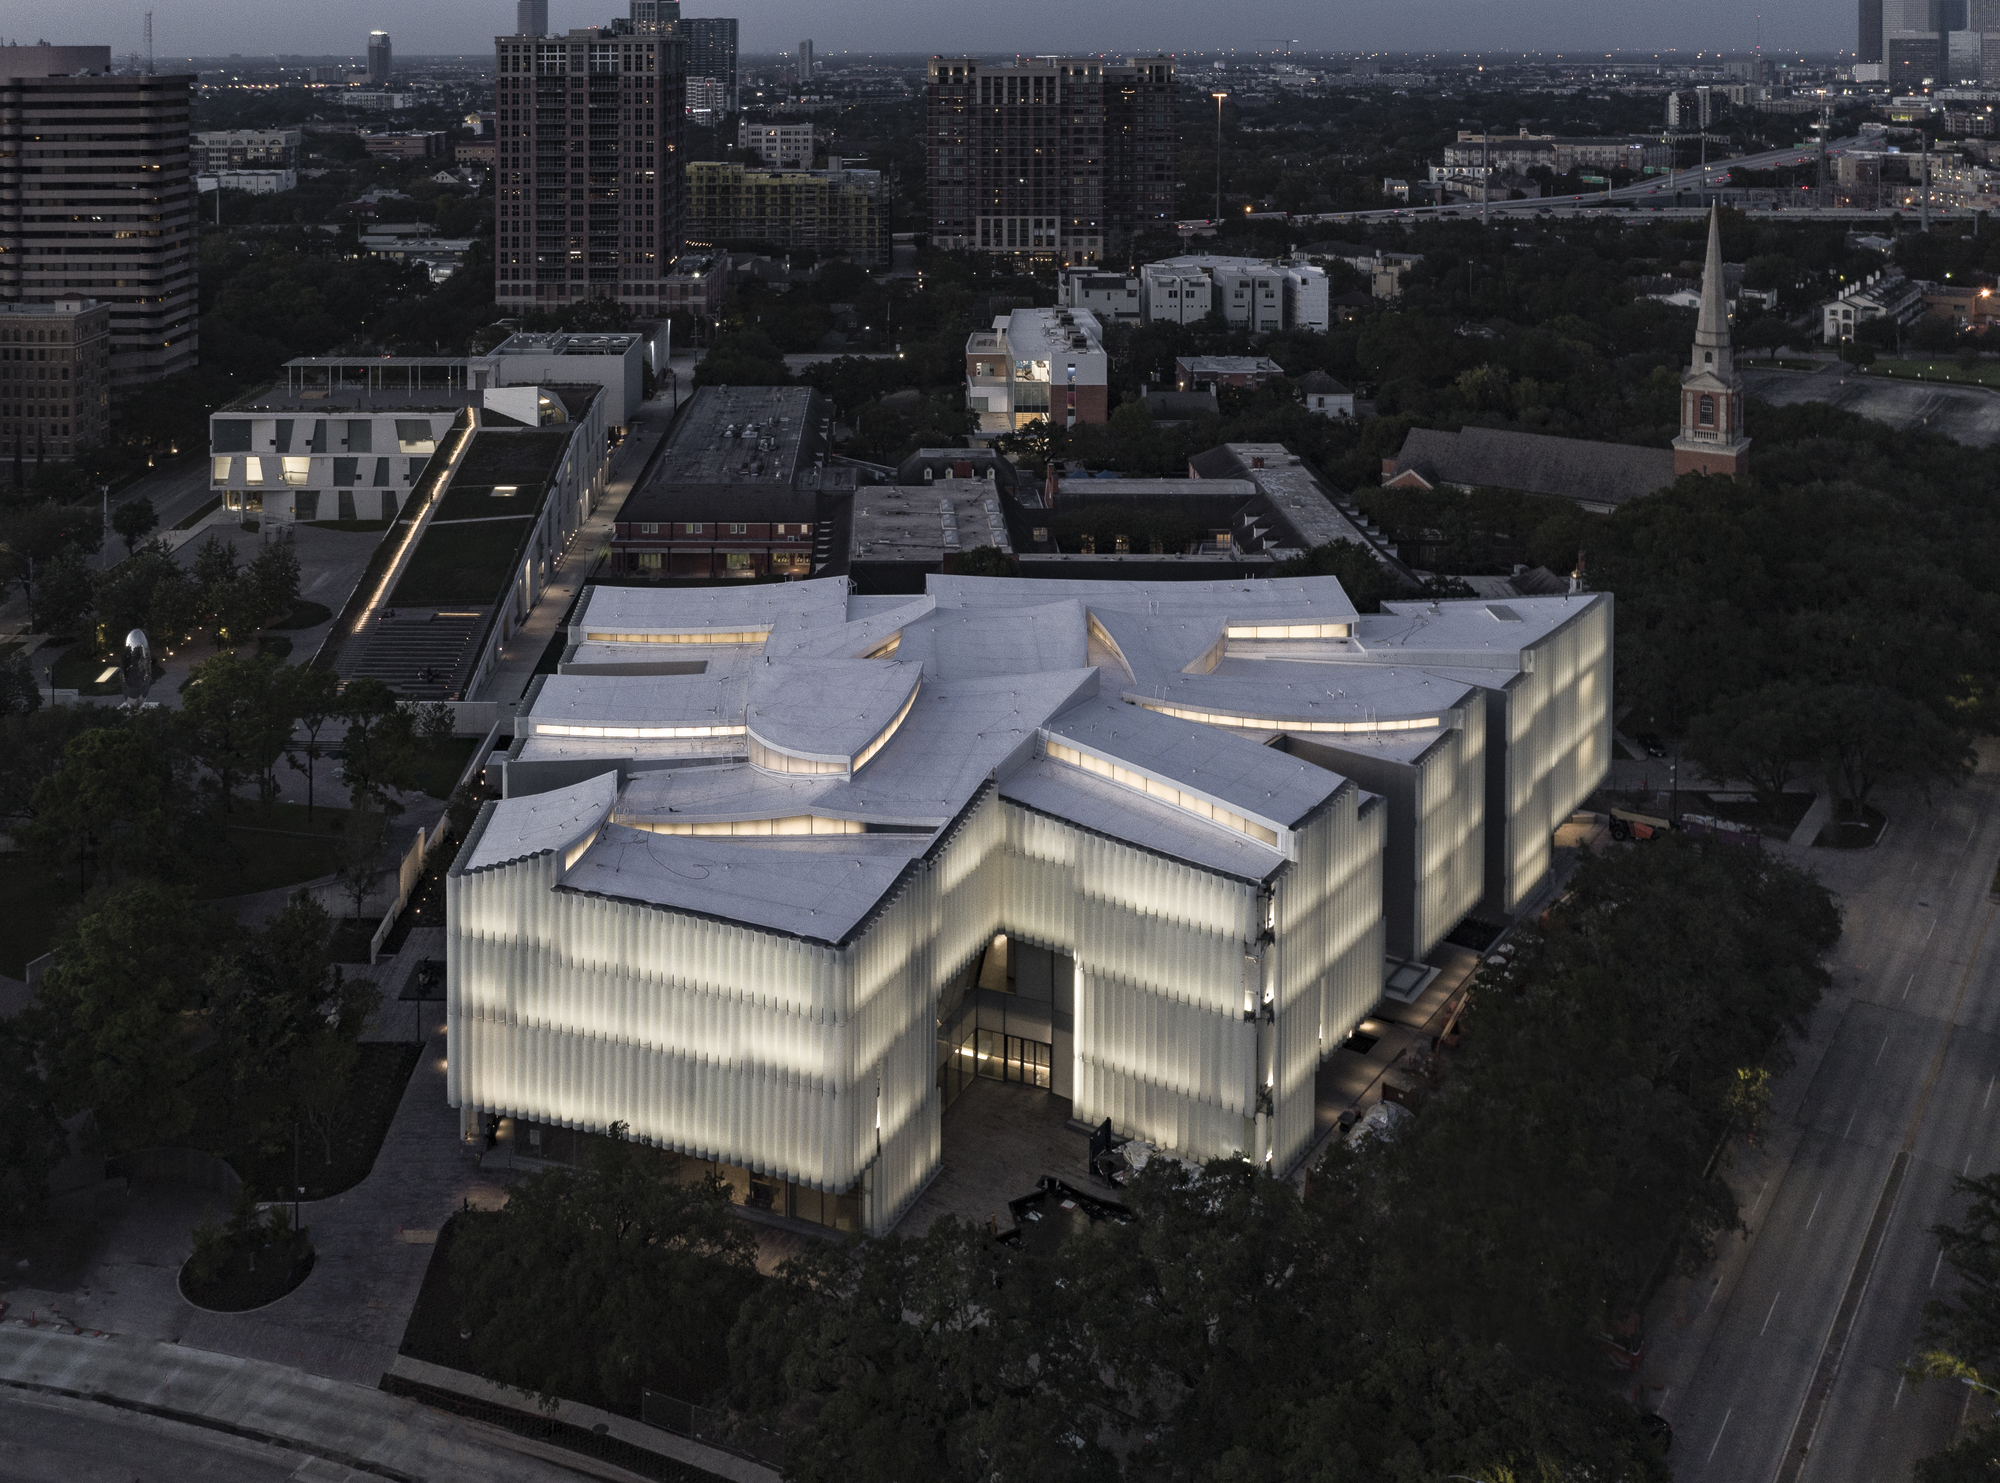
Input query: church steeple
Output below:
<box><xmin>1673</xmin><ymin>205</ymin><xmax>1750</xmax><ymax>478</ymax></box>
<box><xmin>1691</xmin><ymin>205</ymin><xmax>1732</xmax><ymax>379</ymax></box>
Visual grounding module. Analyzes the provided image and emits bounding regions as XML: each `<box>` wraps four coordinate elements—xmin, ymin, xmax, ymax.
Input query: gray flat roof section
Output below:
<box><xmin>561</xmin><ymin>825</ymin><xmax>932</xmax><ymax>945</ymax></box>
<box><xmin>577</xmin><ymin>578</ymin><xmax>850</xmax><ymax>639</ymax></box>
<box><xmin>850</xmin><ymin>479</ymin><xmax>1014</xmax><ymax>564</ymax></box>
<box><xmin>649</xmin><ymin>384</ymin><xmax>817</xmax><ymax>487</ymax></box>
<box><xmin>892</xmin><ymin>598</ymin><xmax>1087</xmax><ymax>680</ymax></box>
<box><xmin>464</xmin><ymin>772</ymin><xmax>619</xmax><ymax>873</ymax></box>
<box><xmin>1000</xmin><ymin>757</ymin><xmax>1290</xmax><ymax>884</ymax></box>
<box><xmin>1046</xmin><ymin>697</ymin><xmax>1345</xmax><ymax>830</ymax></box>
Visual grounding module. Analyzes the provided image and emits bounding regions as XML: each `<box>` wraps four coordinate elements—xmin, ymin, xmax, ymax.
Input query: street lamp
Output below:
<box><xmin>1211</xmin><ymin>92</ymin><xmax>1228</xmax><ymax>220</ymax></box>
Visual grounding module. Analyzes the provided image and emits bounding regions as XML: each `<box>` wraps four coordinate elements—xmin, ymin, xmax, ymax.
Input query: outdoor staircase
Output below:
<box><xmin>334</xmin><ymin>609</ymin><xmax>486</xmax><ymax>700</ymax></box>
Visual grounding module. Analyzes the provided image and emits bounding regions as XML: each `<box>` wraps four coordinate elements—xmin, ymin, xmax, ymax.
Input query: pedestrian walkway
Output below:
<box><xmin>475</xmin><ymin>395</ymin><xmax>678</xmax><ymax>709</ymax></box>
<box><xmin>0</xmin><ymin>927</ymin><xmax>507</xmax><ymax>1389</ymax></box>
<box><xmin>0</xmin><ymin>1327</ymin><xmax>651</xmax><ymax>1482</ymax></box>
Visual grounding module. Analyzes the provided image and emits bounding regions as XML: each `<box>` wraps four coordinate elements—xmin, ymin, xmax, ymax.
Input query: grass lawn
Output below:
<box><xmin>391</xmin><ymin>518</ymin><xmax>531</xmax><ymax>606</ymax></box>
<box><xmin>269</xmin><ymin>598</ymin><xmax>335</xmax><ymax>630</ymax></box>
<box><xmin>1868</xmin><ymin>358</ymin><xmax>2000</xmax><ymax>389</ymax></box>
<box><xmin>0</xmin><ymin>853</ymin><xmax>85</xmax><ymax>976</ymax></box>
<box><xmin>174</xmin><ymin>495</ymin><xmax>223</xmax><ymax>530</ymax></box>
<box><xmin>415</xmin><ymin>735</ymin><xmax>480</xmax><ymax>799</ymax></box>
<box><xmin>194</xmin><ymin>799</ymin><xmax>352</xmax><ymax>900</ymax></box>
<box><xmin>180</xmin><ymin>1229</ymin><xmax>315</xmax><ymax>1313</ymax></box>
<box><xmin>47</xmin><ymin>644</ymin><xmax>124</xmax><ymax>694</ymax></box>
<box><xmin>217</xmin><ymin>1040</ymin><xmax>424</xmax><ymax>1201</ymax></box>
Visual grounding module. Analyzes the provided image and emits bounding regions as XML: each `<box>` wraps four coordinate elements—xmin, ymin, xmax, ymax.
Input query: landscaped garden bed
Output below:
<box><xmin>180</xmin><ymin>1194</ymin><xmax>316</xmax><ymax>1313</ymax></box>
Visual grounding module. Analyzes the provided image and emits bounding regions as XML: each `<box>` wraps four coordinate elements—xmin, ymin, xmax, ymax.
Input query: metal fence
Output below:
<box><xmin>641</xmin><ymin>1389</ymin><xmax>787</xmax><ymax>1470</ymax></box>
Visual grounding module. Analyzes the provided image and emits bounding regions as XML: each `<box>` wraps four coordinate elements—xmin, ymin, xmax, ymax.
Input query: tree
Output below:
<box><xmin>0</xmin><ymin>1015</ymin><xmax>70</xmax><ymax>1240</ymax></box>
<box><xmin>0</xmin><ymin>652</ymin><xmax>41</xmax><ymax>715</ymax></box>
<box><xmin>0</xmin><ymin>503</ymin><xmax>102</xmax><ymax>604</ymax></box>
<box><xmin>453</xmin><ymin>1126</ymin><xmax>760</xmax><ymax>1408</ymax></box>
<box><xmin>335</xmin><ymin>789</ymin><xmax>389</xmax><ymax>925</ymax></box>
<box><xmin>951</xmin><ymin>545</ymin><xmax>1016</xmax><ymax>578</ymax></box>
<box><xmin>1274</xmin><ymin>539</ymin><xmax>1409</xmax><ymax>613</ymax></box>
<box><xmin>1684</xmin><ymin>681</ymin><xmax>1816</xmax><ymax>808</ymax></box>
<box><xmin>277</xmin><ymin>663</ymin><xmax>343</xmax><ymax>820</ymax></box>
<box><xmin>1914</xmin><ymin>1173</ymin><xmax>2000</xmax><ymax>1478</ymax></box>
<box><xmin>23</xmin><ymin>883</ymin><xmax>223</xmax><ymax>1153</ymax></box>
<box><xmin>180</xmin><ymin>650</ymin><xmax>285</xmax><ymax>812</ymax></box>
<box><xmin>29</xmin><ymin>549</ymin><xmax>93</xmax><ymax>636</ymax></box>
<box><xmin>339</xmin><ymin>678</ymin><xmax>420</xmax><ymax>812</ymax></box>
<box><xmin>110</xmin><ymin>496</ymin><xmax>158</xmax><ymax>556</ymax></box>
<box><xmin>246</xmin><ymin>533</ymin><xmax>301</xmax><ymax>624</ymax></box>
<box><xmin>22</xmin><ymin>725</ymin><xmax>186</xmax><ymax>891</ymax></box>
<box><xmin>206</xmin><ymin>891</ymin><xmax>376</xmax><ymax>1151</ymax></box>
<box><xmin>1806</xmin><ymin>683</ymin><xmax>1973</xmax><ymax>819</ymax></box>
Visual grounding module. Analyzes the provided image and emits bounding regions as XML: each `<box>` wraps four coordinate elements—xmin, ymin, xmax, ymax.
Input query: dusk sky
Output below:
<box><xmin>15</xmin><ymin>0</ymin><xmax>1852</xmax><ymax>62</ymax></box>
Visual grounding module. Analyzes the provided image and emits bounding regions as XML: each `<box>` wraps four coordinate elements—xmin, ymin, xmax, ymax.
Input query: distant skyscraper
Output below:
<box><xmin>0</xmin><ymin>46</ymin><xmax>197</xmax><ymax>398</ymax></box>
<box><xmin>631</xmin><ymin>0</ymin><xmax>681</xmax><ymax>23</ymax></box>
<box><xmin>1860</xmin><ymin>0</ymin><xmax>1885</xmax><ymax>60</ymax></box>
<box><xmin>927</xmin><ymin>56</ymin><xmax>1176</xmax><ymax>265</ymax></box>
<box><xmin>492</xmin><ymin>26</ymin><xmax>686</xmax><ymax>311</ymax></box>
<box><xmin>517</xmin><ymin>0</ymin><xmax>548</xmax><ymax>36</ymax></box>
<box><xmin>798</xmin><ymin>40</ymin><xmax>814</xmax><ymax>83</ymax></box>
<box><xmin>682</xmin><ymin>18</ymin><xmax>738</xmax><ymax>112</ymax></box>
<box><xmin>367</xmin><ymin>31</ymin><xmax>392</xmax><ymax>85</ymax></box>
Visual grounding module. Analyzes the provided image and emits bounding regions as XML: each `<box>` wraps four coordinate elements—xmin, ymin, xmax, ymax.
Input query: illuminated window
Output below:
<box><xmin>281</xmin><ymin>457</ymin><xmax>311</xmax><ymax>486</ymax></box>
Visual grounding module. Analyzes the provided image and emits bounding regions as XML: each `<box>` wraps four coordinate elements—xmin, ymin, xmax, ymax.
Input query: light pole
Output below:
<box><xmin>1211</xmin><ymin>92</ymin><xmax>1228</xmax><ymax>220</ymax></box>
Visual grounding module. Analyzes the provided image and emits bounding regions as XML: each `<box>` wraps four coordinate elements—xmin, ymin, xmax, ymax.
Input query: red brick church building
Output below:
<box><xmin>1382</xmin><ymin>206</ymin><xmax>1747</xmax><ymax>512</ymax></box>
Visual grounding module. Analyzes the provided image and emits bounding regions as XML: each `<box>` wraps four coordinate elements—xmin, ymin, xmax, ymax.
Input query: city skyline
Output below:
<box><xmin>6</xmin><ymin>0</ymin><xmax>1865</xmax><ymax>65</ymax></box>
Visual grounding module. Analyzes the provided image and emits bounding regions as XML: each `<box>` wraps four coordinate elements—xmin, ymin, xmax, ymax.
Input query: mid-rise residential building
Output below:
<box><xmin>686</xmin><ymin>75</ymin><xmax>727</xmax><ymax>116</ymax></box>
<box><xmin>1666</xmin><ymin>86</ymin><xmax>1716</xmax><ymax>127</ymax></box>
<box><xmin>965</xmin><ymin>307</ymin><xmax>1108</xmax><ymax>434</ymax></box>
<box><xmin>367</xmin><ymin>31</ymin><xmax>393</xmax><ymax>86</ymax></box>
<box><xmin>681</xmin><ymin>17</ymin><xmax>739</xmax><ymax>112</ymax></box>
<box><xmin>0</xmin><ymin>297</ymin><xmax>113</xmax><ymax>463</ymax></box>
<box><xmin>739</xmin><ymin>120</ymin><xmax>814</xmax><ymax>168</ymax></box>
<box><xmin>0</xmin><ymin>46</ymin><xmax>197</xmax><ymax>393</ymax></box>
<box><xmin>1139</xmin><ymin>257</ymin><xmax>1329</xmax><ymax>332</ymax></box>
<box><xmin>1139</xmin><ymin>263</ymin><xmax>1213</xmax><ymax>323</ymax></box>
<box><xmin>1056</xmin><ymin>270</ymin><xmax>1142</xmax><ymax>324</ymax></box>
<box><xmin>361</xmin><ymin>130</ymin><xmax>450</xmax><ymax>161</ymax></box>
<box><xmin>925</xmin><ymin>55</ymin><xmax>1176</xmax><ymax>265</ymax></box>
<box><xmin>192</xmin><ymin>128</ymin><xmax>302</xmax><ymax>171</ymax></box>
<box><xmin>492</xmin><ymin>25</ymin><xmax>687</xmax><ymax>312</ymax></box>
<box><xmin>1441</xmin><ymin>130</ymin><xmax>1673</xmax><ymax>174</ymax></box>
<box><xmin>686</xmin><ymin>161</ymin><xmax>886</xmax><ymax>264</ymax></box>
<box><xmin>199</xmin><ymin>170</ymin><xmax>298</xmax><ymax>195</ymax></box>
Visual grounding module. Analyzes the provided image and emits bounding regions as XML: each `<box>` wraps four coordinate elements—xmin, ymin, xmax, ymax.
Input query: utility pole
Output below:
<box><xmin>1211</xmin><ymin>92</ymin><xmax>1227</xmax><ymax>220</ymax></box>
<box><xmin>1481</xmin><ymin>125</ymin><xmax>1490</xmax><ymax>228</ymax></box>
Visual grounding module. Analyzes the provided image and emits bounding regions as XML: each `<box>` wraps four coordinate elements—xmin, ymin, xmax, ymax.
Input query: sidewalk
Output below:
<box><xmin>1</xmin><ymin>928</ymin><xmax>507</xmax><ymax>1388</ymax></box>
<box><xmin>474</xmin><ymin>394</ymin><xmax>679</xmax><ymax>709</ymax></box>
<box><xmin>0</xmin><ymin>1326</ymin><xmax>652</xmax><ymax>1482</ymax></box>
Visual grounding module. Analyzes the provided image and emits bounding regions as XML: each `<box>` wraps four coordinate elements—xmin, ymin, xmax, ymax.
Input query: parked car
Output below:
<box><xmin>1634</xmin><ymin>731</ymin><xmax>1668</xmax><ymax>757</ymax></box>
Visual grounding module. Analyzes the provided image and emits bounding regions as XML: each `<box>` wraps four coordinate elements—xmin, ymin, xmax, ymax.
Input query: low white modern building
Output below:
<box><xmin>197</xmin><ymin>169</ymin><xmax>298</xmax><ymax>195</ymax></box>
<box><xmin>1056</xmin><ymin>269</ymin><xmax>1143</xmax><ymax>324</ymax></box>
<box><xmin>1140</xmin><ymin>256</ymin><xmax>1329</xmax><ymax>332</ymax></box>
<box><xmin>448</xmin><ymin>576</ymin><xmax>1611</xmax><ymax>1234</ymax></box>
<box><xmin>964</xmin><ymin>307</ymin><xmax>1109</xmax><ymax>433</ymax></box>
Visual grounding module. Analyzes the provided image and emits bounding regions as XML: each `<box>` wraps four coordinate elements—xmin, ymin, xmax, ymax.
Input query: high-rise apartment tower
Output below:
<box><xmin>493</xmin><ymin>27</ymin><xmax>686</xmax><ymax>310</ymax></box>
<box><xmin>0</xmin><ymin>46</ymin><xmax>197</xmax><ymax>394</ymax></box>
<box><xmin>926</xmin><ymin>56</ymin><xmax>1176</xmax><ymax>265</ymax></box>
<box><xmin>367</xmin><ymin>31</ymin><xmax>393</xmax><ymax>85</ymax></box>
<box><xmin>799</xmin><ymin>40</ymin><xmax>814</xmax><ymax>82</ymax></box>
<box><xmin>681</xmin><ymin>18</ymin><xmax>739</xmax><ymax>111</ymax></box>
<box><xmin>518</xmin><ymin>0</ymin><xmax>549</xmax><ymax>36</ymax></box>
<box><xmin>1860</xmin><ymin>0</ymin><xmax>1886</xmax><ymax>61</ymax></box>
<box><xmin>630</xmin><ymin>1</ymin><xmax>681</xmax><ymax>24</ymax></box>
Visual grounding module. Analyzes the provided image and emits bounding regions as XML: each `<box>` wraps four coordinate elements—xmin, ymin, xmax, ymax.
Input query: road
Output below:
<box><xmin>0</xmin><ymin>1386</ymin><xmax>334</xmax><ymax>1481</ymax></box>
<box><xmin>1182</xmin><ymin>141</ymin><xmax>1904</xmax><ymax>229</ymax></box>
<box><xmin>1645</xmin><ymin>751</ymin><xmax>2000</xmax><ymax>1480</ymax></box>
